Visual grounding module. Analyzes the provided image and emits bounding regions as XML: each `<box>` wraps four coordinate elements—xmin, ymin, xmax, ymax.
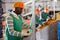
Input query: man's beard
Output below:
<box><xmin>13</xmin><ymin>11</ymin><xmax>22</xmax><ymax>15</ymax></box>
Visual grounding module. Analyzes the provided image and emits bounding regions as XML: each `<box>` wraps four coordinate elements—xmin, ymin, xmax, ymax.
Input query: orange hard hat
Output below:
<box><xmin>44</xmin><ymin>7</ymin><xmax>48</xmax><ymax>11</ymax></box>
<box><xmin>35</xmin><ymin>7</ymin><xmax>39</xmax><ymax>13</ymax></box>
<box><xmin>13</xmin><ymin>2</ymin><xmax>24</xmax><ymax>8</ymax></box>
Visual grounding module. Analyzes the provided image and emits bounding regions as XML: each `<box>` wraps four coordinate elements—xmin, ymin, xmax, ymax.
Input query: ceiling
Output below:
<box><xmin>2</xmin><ymin>0</ymin><xmax>60</xmax><ymax>12</ymax></box>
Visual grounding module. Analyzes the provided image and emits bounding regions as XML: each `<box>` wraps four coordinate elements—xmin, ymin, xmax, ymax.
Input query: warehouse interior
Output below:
<box><xmin>0</xmin><ymin>0</ymin><xmax>60</xmax><ymax>40</ymax></box>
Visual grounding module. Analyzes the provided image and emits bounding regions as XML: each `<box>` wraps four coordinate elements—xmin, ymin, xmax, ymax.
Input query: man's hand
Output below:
<box><xmin>21</xmin><ymin>29</ymin><xmax>31</xmax><ymax>37</ymax></box>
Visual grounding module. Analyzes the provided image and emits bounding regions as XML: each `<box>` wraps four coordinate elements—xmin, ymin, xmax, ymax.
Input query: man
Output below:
<box><xmin>3</xmin><ymin>2</ymin><xmax>31</xmax><ymax>40</ymax></box>
<box><xmin>30</xmin><ymin>7</ymin><xmax>41</xmax><ymax>27</ymax></box>
<box><xmin>41</xmin><ymin>7</ymin><xmax>49</xmax><ymax>21</ymax></box>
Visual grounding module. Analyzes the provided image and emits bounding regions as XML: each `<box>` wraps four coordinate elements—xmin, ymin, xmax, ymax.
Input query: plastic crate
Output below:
<box><xmin>58</xmin><ymin>21</ymin><xmax>60</xmax><ymax>40</ymax></box>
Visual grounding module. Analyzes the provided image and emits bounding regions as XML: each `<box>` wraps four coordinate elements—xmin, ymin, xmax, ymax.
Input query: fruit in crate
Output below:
<box><xmin>46</xmin><ymin>19</ymin><xmax>55</xmax><ymax>24</ymax></box>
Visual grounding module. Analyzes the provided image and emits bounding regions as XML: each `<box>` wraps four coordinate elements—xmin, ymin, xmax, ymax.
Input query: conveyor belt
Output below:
<box><xmin>36</xmin><ymin>19</ymin><xmax>55</xmax><ymax>31</ymax></box>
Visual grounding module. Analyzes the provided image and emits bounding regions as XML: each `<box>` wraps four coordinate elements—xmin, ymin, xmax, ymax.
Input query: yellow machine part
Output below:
<box><xmin>56</xmin><ymin>12</ymin><xmax>60</xmax><ymax>20</ymax></box>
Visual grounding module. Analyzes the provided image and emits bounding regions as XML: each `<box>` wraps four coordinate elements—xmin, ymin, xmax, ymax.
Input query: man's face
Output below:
<box><xmin>15</xmin><ymin>7</ymin><xmax>23</xmax><ymax>14</ymax></box>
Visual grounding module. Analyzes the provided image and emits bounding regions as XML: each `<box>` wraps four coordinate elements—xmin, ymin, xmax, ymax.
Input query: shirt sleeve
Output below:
<box><xmin>7</xmin><ymin>16</ymin><xmax>21</xmax><ymax>37</ymax></box>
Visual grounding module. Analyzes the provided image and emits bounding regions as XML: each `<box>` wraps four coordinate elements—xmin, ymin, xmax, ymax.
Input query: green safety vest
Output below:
<box><xmin>42</xmin><ymin>12</ymin><xmax>48</xmax><ymax>20</ymax></box>
<box><xmin>6</xmin><ymin>14</ymin><xmax>23</xmax><ymax>40</ymax></box>
<box><xmin>39</xmin><ymin>12</ymin><xmax>48</xmax><ymax>22</ymax></box>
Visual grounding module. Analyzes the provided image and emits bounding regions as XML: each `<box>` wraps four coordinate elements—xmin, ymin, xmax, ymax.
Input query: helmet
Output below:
<box><xmin>44</xmin><ymin>7</ymin><xmax>48</xmax><ymax>12</ymax></box>
<box><xmin>35</xmin><ymin>7</ymin><xmax>39</xmax><ymax>13</ymax></box>
<box><xmin>13</xmin><ymin>2</ymin><xmax>24</xmax><ymax>8</ymax></box>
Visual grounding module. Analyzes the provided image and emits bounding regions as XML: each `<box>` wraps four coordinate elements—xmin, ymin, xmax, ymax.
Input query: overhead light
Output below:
<box><xmin>24</xmin><ymin>1</ymin><xmax>32</xmax><ymax>6</ymax></box>
<box><xmin>54</xmin><ymin>0</ymin><xmax>57</xmax><ymax>2</ymax></box>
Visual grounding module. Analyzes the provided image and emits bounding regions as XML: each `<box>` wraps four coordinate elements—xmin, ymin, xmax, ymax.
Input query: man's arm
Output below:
<box><xmin>7</xmin><ymin>16</ymin><xmax>21</xmax><ymax>37</ymax></box>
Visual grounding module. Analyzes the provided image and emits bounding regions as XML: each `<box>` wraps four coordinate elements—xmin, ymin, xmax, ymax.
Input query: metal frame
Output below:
<box><xmin>31</xmin><ymin>0</ymin><xmax>35</xmax><ymax>40</ymax></box>
<box><xmin>53</xmin><ymin>0</ymin><xmax>57</xmax><ymax>19</ymax></box>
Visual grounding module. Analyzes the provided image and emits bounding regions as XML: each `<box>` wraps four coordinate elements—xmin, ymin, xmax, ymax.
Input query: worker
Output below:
<box><xmin>41</xmin><ymin>7</ymin><xmax>49</xmax><ymax>21</ymax></box>
<box><xmin>3</xmin><ymin>2</ymin><xmax>31</xmax><ymax>40</ymax></box>
<box><xmin>30</xmin><ymin>7</ymin><xmax>40</xmax><ymax>27</ymax></box>
<box><xmin>30</xmin><ymin>7</ymin><xmax>49</xmax><ymax>27</ymax></box>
